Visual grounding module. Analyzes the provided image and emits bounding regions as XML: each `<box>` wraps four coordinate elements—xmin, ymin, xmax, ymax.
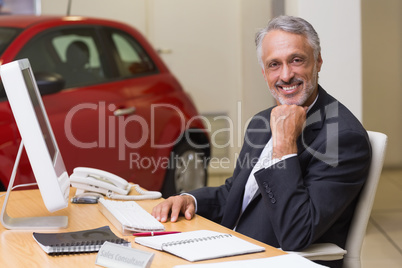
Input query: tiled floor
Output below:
<box><xmin>208</xmin><ymin>168</ymin><xmax>402</xmax><ymax>267</ymax></box>
<box><xmin>361</xmin><ymin>169</ymin><xmax>402</xmax><ymax>267</ymax></box>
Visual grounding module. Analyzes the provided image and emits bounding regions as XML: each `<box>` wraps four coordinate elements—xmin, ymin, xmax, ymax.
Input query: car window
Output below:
<box><xmin>0</xmin><ymin>27</ymin><xmax>22</xmax><ymax>100</ymax></box>
<box><xmin>0</xmin><ymin>27</ymin><xmax>21</xmax><ymax>56</ymax></box>
<box><xmin>108</xmin><ymin>29</ymin><xmax>156</xmax><ymax>77</ymax></box>
<box><xmin>53</xmin><ymin>36</ymin><xmax>101</xmax><ymax>72</ymax></box>
<box><xmin>16</xmin><ymin>27</ymin><xmax>107</xmax><ymax>89</ymax></box>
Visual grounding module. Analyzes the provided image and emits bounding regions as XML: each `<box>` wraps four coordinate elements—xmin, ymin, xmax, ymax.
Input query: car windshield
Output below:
<box><xmin>0</xmin><ymin>27</ymin><xmax>21</xmax><ymax>56</ymax></box>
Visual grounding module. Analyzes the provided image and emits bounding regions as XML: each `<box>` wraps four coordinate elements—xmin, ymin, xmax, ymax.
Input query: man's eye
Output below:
<box><xmin>268</xmin><ymin>62</ymin><xmax>278</xmax><ymax>69</ymax></box>
<box><xmin>292</xmin><ymin>58</ymin><xmax>304</xmax><ymax>65</ymax></box>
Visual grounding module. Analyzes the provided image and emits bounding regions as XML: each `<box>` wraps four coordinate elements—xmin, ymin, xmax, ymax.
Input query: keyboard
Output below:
<box><xmin>98</xmin><ymin>198</ymin><xmax>165</xmax><ymax>235</ymax></box>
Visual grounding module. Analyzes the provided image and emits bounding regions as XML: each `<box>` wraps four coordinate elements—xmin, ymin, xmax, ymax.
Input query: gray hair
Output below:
<box><xmin>255</xmin><ymin>15</ymin><xmax>321</xmax><ymax>69</ymax></box>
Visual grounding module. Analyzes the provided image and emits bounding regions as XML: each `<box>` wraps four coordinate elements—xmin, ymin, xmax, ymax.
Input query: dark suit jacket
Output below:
<box><xmin>190</xmin><ymin>86</ymin><xmax>371</xmax><ymax>251</ymax></box>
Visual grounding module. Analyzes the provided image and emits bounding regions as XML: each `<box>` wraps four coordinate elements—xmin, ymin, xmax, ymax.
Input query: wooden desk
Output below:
<box><xmin>0</xmin><ymin>188</ymin><xmax>285</xmax><ymax>267</ymax></box>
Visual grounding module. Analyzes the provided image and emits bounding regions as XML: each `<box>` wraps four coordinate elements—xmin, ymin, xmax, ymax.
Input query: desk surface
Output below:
<box><xmin>0</xmin><ymin>188</ymin><xmax>285</xmax><ymax>267</ymax></box>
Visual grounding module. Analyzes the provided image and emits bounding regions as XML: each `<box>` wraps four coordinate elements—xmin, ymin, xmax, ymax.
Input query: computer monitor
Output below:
<box><xmin>0</xmin><ymin>58</ymin><xmax>69</xmax><ymax>229</ymax></box>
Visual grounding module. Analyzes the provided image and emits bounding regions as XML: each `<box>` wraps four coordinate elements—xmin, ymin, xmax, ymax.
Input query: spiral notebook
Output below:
<box><xmin>135</xmin><ymin>230</ymin><xmax>265</xmax><ymax>262</ymax></box>
<box><xmin>33</xmin><ymin>226</ymin><xmax>130</xmax><ymax>254</ymax></box>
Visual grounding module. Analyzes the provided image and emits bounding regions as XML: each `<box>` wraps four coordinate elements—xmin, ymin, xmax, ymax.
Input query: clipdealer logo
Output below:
<box><xmin>63</xmin><ymin>100</ymin><xmax>340</xmax><ymax>170</ymax></box>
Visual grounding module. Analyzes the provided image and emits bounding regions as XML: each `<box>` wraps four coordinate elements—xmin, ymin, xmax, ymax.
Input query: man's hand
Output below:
<box><xmin>270</xmin><ymin>105</ymin><xmax>307</xmax><ymax>160</ymax></box>
<box><xmin>151</xmin><ymin>195</ymin><xmax>196</xmax><ymax>223</ymax></box>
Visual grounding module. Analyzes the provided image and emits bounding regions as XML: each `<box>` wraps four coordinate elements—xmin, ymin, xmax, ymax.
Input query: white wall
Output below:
<box><xmin>240</xmin><ymin>0</ymin><xmax>275</xmax><ymax>133</ymax></box>
<box><xmin>40</xmin><ymin>0</ymin><xmax>148</xmax><ymax>35</ymax></box>
<box><xmin>286</xmin><ymin>0</ymin><xmax>363</xmax><ymax>121</ymax></box>
<box><xmin>148</xmin><ymin>0</ymin><xmax>242</xmax><ymax>115</ymax></box>
<box><xmin>362</xmin><ymin>0</ymin><xmax>402</xmax><ymax>167</ymax></box>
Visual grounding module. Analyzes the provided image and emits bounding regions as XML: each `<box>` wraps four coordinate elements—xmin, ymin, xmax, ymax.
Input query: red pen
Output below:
<box><xmin>133</xmin><ymin>231</ymin><xmax>181</xmax><ymax>236</ymax></box>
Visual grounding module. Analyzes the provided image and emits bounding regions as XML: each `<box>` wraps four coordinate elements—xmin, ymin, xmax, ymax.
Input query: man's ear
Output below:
<box><xmin>316</xmin><ymin>53</ymin><xmax>323</xmax><ymax>72</ymax></box>
<box><xmin>261</xmin><ymin>68</ymin><xmax>267</xmax><ymax>81</ymax></box>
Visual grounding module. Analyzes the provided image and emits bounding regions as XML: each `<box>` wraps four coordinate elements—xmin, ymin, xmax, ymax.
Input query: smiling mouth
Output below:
<box><xmin>278</xmin><ymin>82</ymin><xmax>303</xmax><ymax>93</ymax></box>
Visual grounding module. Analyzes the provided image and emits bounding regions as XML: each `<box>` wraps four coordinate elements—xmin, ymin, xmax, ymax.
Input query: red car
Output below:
<box><xmin>0</xmin><ymin>15</ymin><xmax>210</xmax><ymax>197</ymax></box>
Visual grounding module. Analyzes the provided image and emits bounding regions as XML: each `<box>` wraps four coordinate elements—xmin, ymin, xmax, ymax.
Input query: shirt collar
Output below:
<box><xmin>306</xmin><ymin>93</ymin><xmax>319</xmax><ymax>113</ymax></box>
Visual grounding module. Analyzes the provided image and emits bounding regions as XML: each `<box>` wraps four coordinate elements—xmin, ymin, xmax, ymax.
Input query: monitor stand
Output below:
<box><xmin>0</xmin><ymin>142</ymin><xmax>68</xmax><ymax>229</ymax></box>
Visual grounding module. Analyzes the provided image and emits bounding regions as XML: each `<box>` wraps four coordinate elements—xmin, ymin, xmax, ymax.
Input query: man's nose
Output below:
<box><xmin>280</xmin><ymin>64</ymin><xmax>294</xmax><ymax>83</ymax></box>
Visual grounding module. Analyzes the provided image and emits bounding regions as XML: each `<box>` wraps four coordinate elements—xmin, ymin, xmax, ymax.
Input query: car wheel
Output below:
<box><xmin>161</xmin><ymin>142</ymin><xmax>208</xmax><ymax>198</ymax></box>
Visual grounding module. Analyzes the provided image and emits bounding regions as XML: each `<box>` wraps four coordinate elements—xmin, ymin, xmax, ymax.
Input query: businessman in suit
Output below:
<box><xmin>152</xmin><ymin>16</ymin><xmax>371</xmax><ymax>267</ymax></box>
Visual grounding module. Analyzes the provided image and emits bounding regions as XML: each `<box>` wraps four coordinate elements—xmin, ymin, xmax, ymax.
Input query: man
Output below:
<box><xmin>152</xmin><ymin>16</ymin><xmax>371</xmax><ymax>267</ymax></box>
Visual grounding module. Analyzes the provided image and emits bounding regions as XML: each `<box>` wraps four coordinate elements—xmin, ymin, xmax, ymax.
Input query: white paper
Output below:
<box><xmin>173</xmin><ymin>254</ymin><xmax>328</xmax><ymax>268</ymax></box>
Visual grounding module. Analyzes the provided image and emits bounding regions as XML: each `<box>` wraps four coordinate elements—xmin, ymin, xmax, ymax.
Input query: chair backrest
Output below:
<box><xmin>343</xmin><ymin>131</ymin><xmax>388</xmax><ymax>268</ymax></box>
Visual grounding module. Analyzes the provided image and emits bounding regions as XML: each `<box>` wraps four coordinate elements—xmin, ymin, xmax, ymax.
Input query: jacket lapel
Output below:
<box><xmin>297</xmin><ymin>86</ymin><xmax>329</xmax><ymax>152</ymax></box>
<box><xmin>220</xmin><ymin>109</ymin><xmax>272</xmax><ymax>228</ymax></box>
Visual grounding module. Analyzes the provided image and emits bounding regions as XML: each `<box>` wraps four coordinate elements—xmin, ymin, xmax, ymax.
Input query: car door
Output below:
<box><xmin>93</xmin><ymin>27</ymin><xmax>175</xmax><ymax>190</ymax></box>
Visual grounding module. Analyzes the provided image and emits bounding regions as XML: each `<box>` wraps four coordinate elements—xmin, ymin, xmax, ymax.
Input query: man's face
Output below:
<box><xmin>261</xmin><ymin>30</ymin><xmax>323</xmax><ymax>106</ymax></box>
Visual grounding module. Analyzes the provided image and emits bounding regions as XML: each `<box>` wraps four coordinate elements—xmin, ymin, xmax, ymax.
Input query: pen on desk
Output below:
<box><xmin>133</xmin><ymin>231</ymin><xmax>181</xmax><ymax>237</ymax></box>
